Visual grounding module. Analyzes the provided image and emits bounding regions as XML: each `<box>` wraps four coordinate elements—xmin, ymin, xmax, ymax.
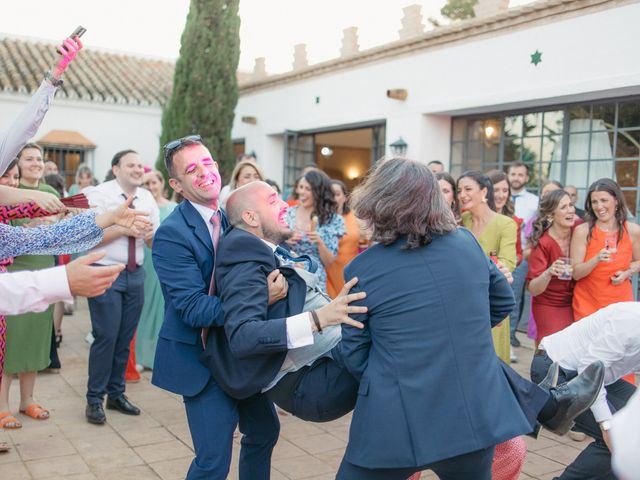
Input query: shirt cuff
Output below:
<box><xmin>286</xmin><ymin>312</ymin><xmax>314</xmax><ymax>349</ymax></box>
<box><xmin>41</xmin><ymin>265</ymin><xmax>73</xmax><ymax>305</ymax></box>
<box><xmin>591</xmin><ymin>393</ymin><xmax>613</xmax><ymax>423</ymax></box>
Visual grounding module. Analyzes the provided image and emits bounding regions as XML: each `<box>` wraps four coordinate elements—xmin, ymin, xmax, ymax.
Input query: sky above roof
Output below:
<box><xmin>1</xmin><ymin>0</ymin><xmax>532</xmax><ymax>74</ymax></box>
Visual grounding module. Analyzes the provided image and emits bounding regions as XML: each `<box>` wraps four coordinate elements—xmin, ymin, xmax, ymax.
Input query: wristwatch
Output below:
<box><xmin>44</xmin><ymin>70</ymin><xmax>64</xmax><ymax>88</ymax></box>
<box><xmin>599</xmin><ymin>420</ymin><xmax>611</xmax><ymax>432</ymax></box>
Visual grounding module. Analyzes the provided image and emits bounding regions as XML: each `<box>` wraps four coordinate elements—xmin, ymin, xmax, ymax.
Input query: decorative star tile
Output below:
<box><xmin>531</xmin><ymin>50</ymin><xmax>542</xmax><ymax>66</ymax></box>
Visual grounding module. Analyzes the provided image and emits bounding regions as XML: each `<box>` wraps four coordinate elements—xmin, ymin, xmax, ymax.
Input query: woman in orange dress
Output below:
<box><xmin>571</xmin><ymin>178</ymin><xmax>640</xmax><ymax>383</ymax></box>
<box><xmin>326</xmin><ymin>180</ymin><xmax>362</xmax><ymax>298</ymax></box>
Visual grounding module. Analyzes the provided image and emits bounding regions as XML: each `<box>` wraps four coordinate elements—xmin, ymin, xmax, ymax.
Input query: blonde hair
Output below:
<box><xmin>229</xmin><ymin>160</ymin><xmax>264</xmax><ymax>190</ymax></box>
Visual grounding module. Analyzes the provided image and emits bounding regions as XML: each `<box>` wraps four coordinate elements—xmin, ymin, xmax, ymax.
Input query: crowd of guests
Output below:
<box><xmin>0</xmin><ymin>30</ymin><xmax>639</xmax><ymax>480</ymax></box>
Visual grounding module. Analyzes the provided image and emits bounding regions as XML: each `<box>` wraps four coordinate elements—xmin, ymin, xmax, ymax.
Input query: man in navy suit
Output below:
<box><xmin>151</xmin><ymin>136</ymin><xmax>285</xmax><ymax>480</ymax></box>
<box><xmin>200</xmin><ymin>181</ymin><xmax>366</xmax><ymax>422</ymax></box>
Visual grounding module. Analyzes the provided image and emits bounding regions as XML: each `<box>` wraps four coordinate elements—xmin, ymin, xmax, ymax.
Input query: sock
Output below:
<box><xmin>537</xmin><ymin>391</ymin><xmax>558</xmax><ymax>423</ymax></box>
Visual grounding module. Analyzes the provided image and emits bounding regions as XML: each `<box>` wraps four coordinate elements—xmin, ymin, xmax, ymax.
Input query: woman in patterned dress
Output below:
<box><xmin>285</xmin><ymin>169</ymin><xmax>345</xmax><ymax>292</ymax></box>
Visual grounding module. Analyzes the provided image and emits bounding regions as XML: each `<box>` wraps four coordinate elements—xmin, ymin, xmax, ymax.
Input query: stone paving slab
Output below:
<box><xmin>0</xmin><ymin>299</ymin><xmax>612</xmax><ymax>479</ymax></box>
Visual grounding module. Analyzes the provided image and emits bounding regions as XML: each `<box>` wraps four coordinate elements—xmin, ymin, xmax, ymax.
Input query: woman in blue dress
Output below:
<box><xmin>285</xmin><ymin>169</ymin><xmax>345</xmax><ymax>292</ymax></box>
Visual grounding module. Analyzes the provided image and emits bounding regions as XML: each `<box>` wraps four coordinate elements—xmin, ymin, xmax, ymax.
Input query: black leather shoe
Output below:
<box><xmin>538</xmin><ymin>362</ymin><xmax>559</xmax><ymax>391</ymax></box>
<box><xmin>510</xmin><ymin>335</ymin><xmax>521</xmax><ymax>348</ymax></box>
<box><xmin>86</xmin><ymin>403</ymin><xmax>106</xmax><ymax>424</ymax></box>
<box><xmin>542</xmin><ymin>361</ymin><xmax>605</xmax><ymax>436</ymax></box>
<box><xmin>106</xmin><ymin>395</ymin><xmax>140</xmax><ymax>416</ymax></box>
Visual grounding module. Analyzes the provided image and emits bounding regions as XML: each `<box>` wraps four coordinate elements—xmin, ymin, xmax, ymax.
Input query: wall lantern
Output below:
<box><xmin>386</xmin><ymin>89</ymin><xmax>408</xmax><ymax>101</ymax></box>
<box><xmin>390</xmin><ymin>137</ymin><xmax>408</xmax><ymax>156</ymax></box>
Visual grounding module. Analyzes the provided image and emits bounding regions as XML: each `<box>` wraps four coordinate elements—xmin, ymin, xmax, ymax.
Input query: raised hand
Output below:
<box><xmin>315</xmin><ymin>277</ymin><xmax>367</xmax><ymax>330</ymax></box>
<box><xmin>53</xmin><ymin>36</ymin><xmax>84</xmax><ymax>79</ymax></box>
<box><xmin>95</xmin><ymin>196</ymin><xmax>151</xmax><ymax>235</ymax></box>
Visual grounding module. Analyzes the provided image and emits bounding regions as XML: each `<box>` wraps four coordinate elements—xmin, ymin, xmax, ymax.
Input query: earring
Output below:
<box><xmin>482</xmin><ymin>197</ymin><xmax>487</xmax><ymax>203</ymax></box>
<box><xmin>546</xmin><ymin>216</ymin><xmax>554</xmax><ymax>225</ymax></box>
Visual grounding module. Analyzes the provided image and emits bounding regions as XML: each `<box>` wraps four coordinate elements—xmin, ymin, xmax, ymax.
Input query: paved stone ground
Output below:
<box><xmin>0</xmin><ymin>299</ymin><xmax>603</xmax><ymax>479</ymax></box>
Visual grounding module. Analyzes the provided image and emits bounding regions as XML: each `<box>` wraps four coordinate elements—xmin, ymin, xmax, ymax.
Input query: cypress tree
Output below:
<box><xmin>157</xmin><ymin>0</ymin><xmax>240</xmax><ymax>182</ymax></box>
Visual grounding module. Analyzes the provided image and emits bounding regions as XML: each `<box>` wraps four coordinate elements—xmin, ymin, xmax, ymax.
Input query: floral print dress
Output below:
<box><xmin>285</xmin><ymin>206</ymin><xmax>345</xmax><ymax>292</ymax></box>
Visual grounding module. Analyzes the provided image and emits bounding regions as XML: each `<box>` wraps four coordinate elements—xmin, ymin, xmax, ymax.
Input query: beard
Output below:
<box><xmin>510</xmin><ymin>180</ymin><xmax>524</xmax><ymax>191</ymax></box>
<box><xmin>262</xmin><ymin>223</ymin><xmax>292</xmax><ymax>246</ymax></box>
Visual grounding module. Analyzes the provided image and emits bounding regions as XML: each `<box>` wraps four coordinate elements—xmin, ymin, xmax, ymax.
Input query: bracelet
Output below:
<box><xmin>310</xmin><ymin>310</ymin><xmax>323</xmax><ymax>334</ymax></box>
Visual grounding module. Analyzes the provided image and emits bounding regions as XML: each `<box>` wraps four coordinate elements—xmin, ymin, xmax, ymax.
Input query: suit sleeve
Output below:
<box><xmin>152</xmin><ymin>225</ymin><xmax>224</xmax><ymax>328</ymax></box>
<box><xmin>338</xmin><ymin>267</ymin><xmax>371</xmax><ymax>381</ymax></box>
<box><xmin>219</xmin><ymin>259</ymin><xmax>288</xmax><ymax>359</ymax></box>
<box><xmin>488</xmin><ymin>257</ymin><xmax>516</xmax><ymax>327</ymax></box>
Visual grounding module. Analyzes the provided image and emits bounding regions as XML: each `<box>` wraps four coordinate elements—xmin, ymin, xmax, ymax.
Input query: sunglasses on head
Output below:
<box><xmin>163</xmin><ymin>134</ymin><xmax>202</xmax><ymax>153</ymax></box>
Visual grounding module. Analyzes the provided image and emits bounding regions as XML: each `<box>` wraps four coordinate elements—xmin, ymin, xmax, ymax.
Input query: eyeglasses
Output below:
<box><xmin>163</xmin><ymin>134</ymin><xmax>202</xmax><ymax>154</ymax></box>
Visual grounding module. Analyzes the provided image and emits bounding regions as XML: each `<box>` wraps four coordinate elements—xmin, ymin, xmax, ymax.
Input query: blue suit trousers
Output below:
<box><xmin>183</xmin><ymin>377</ymin><xmax>279</xmax><ymax>480</ymax></box>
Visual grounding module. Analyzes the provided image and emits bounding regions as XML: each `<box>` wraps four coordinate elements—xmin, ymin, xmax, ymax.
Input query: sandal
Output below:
<box><xmin>19</xmin><ymin>404</ymin><xmax>50</xmax><ymax>420</ymax></box>
<box><xmin>0</xmin><ymin>411</ymin><xmax>22</xmax><ymax>429</ymax></box>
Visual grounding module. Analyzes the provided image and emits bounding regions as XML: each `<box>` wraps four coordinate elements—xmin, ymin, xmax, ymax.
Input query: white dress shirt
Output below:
<box><xmin>541</xmin><ymin>302</ymin><xmax>640</xmax><ymax>422</ymax></box>
<box><xmin>611</xmin><ymin>388</ymin><xmax>640</xmax><ymax>480</ymax></box>
<box><xmin>512</xmin><ymin>189</ymin><xmax>539</xmax><ymax>223</ymax></box>
<box><xmin>512</xmin><ymin>189</ymin><xmax>539</xmax><ymax>244</ymax></box>
<box><xmin>84</xmin><ymin>180</ymin><xmax>160</xmax><ymax>266</ymax></box>
<box><xmin>0</xmin><ymin>266</ymin><xmax>72</xmax><ymax>315</ymax></box>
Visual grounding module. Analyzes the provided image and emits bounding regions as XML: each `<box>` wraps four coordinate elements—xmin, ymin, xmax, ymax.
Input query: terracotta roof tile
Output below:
<box><xmin>0</xmin><ymin>36</ymin><xmax>175</xmax><ymax>106</ymax></box>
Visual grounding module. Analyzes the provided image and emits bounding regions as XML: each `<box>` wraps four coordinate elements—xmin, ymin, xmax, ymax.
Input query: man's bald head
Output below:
<box><xmin>226</xmin><ymin>181</ymin><xmax>292</xmax><ymax>244</ymax></box>
<box><xmin>227</xmin><ymin>181</ymin><xmax>269</xmax><ymax>227</ymax></box>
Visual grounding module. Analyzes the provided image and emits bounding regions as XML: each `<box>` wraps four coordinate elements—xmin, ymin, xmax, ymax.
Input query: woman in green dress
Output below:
<box><xmin>457</xmin><ymin>171</ymin><xmax>517</xmax><ymax>364</ymax></box>
<box><xmin>1</xmin><ymin>144</ymin><xmax>60</xmax><ymax>427</ymax></box>
<box><xmin>135</xmin><ymin>170</ymin><xmax>176</xmax><ymax>369</ymax></box>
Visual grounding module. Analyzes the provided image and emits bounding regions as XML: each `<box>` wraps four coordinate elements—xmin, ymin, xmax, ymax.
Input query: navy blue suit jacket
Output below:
<box><xmin>340</xmin><ymin>227</ymin><xmax>533</xmax><ymax>468</ymax></box>
<box><xmin>200</xmin><ymin>227</ymin><xmax>308</xmax><ymax>399</ymax></box>
<box><xmin>151</xmin><ymin>201</ymin><xmax>229</xmax><ymax>397</ymax></box>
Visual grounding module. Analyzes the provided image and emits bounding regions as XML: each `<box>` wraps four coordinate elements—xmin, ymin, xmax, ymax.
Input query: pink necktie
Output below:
<box><xmin>122</xmin><ymin>194</ymin><xmax>136</xmax><ymax>272</ymax></box>
<box><xmin>208</xmin><ymin>212</ymin><xmax>221</xmax><ymax>295</ymax></box>
<box><xmin>202</xmin><ymin>212</ymin><xmax>221</xmax><ymax>348</ymax></box>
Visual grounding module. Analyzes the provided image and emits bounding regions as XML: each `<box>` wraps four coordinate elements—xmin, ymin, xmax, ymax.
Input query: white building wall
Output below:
<box><xmin>233</xmin><ymin>2</ymin><xmax>640</xmax><ymax>173</ymax></box>
<box><xmin>0</xmin><ymin>93</ymin><xmax>162</xmax><ymax>180</ymax></box>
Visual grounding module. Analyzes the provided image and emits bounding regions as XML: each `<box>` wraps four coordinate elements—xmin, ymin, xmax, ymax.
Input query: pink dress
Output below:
<box><xmin>406</xmin><ymin>437</ymin><xmax>527</xmax><ymax>480</ymax></box>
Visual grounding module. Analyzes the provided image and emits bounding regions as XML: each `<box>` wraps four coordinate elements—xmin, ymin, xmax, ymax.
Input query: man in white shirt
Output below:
<box><xmin>0</xmin><ymin>252</ymin><xmax>124</xmax><ymax>316</ymax></box>
<box><xmin>530</xmin><ymin>302</ymin><xmax>639</xmax><ymax>480</ymax></box>
<box><xmin>83</xmin><ymin>150</ymin><xmax>159</xmax><ymax>425</ymax></box>
<box><xmin>611</xmin><ymin>387</ymin><xmax>640</xmax><ymax>480</ymax></box>
<box><xmin>508</xmin><ymin>162</ymin><xmax>540</xmax><ymax>349</ymax></box>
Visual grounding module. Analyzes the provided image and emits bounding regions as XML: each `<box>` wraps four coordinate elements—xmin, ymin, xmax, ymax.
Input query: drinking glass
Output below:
<box><xmin>558</xmin><ymin>257</ymin><xmax>572</xmax><ymax>281</ymax></box>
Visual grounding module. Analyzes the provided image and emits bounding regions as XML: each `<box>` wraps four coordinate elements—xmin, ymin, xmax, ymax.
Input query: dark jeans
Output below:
<box><xmin>336</xmin><ymin>446</ymin><xmax>495</xmax><ymax>480</ymax></box>
<box><xmin>530</xmin><ymin>350</ymin><xmax>636</xmax><ymax>480</ymax></box>
<box><xmin>86</xmin><ymin>267</ymin><xmax>145</xmax><ymax>404</ymax></box>
<box><xmin>184</xmin><ymin>378</ymin><xmax>279</xmax><ymax>480</ymax></box>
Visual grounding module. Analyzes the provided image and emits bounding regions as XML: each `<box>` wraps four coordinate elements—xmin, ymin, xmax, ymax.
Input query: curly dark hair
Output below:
<box><xmin>457</xmin><ymin>170</ymin><xmax>497</xmax><ymax>212</ymax></box>
<box><xmin>486</xmin><ymin>170</ymin><xmax>514</xmax><ymax>217</ymax></box>
<box><xmin>351</xmin><ymin>158</ymin><xmax>457</xmax><ymax>250</ymax></box>
<box><xmin>584</xmin><ymin>178</ymin><xmax>628</xmax><ymax>243</ymax></box>
<box><xmin>302</xmin><ymin>169</ymin><xmax>337</xmax><ymax>226</ymax></box>
<box><xmin>528</xmin><ymin>189</ymin><xmax>570</xmax><ymax>248</ymax></box>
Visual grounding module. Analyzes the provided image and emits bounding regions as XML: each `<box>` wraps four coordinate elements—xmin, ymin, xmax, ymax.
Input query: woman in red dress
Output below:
<box><xmin>526</xmin><ymin>189</ymin><xmax>578</xmax><ymax>347</ymax></box>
